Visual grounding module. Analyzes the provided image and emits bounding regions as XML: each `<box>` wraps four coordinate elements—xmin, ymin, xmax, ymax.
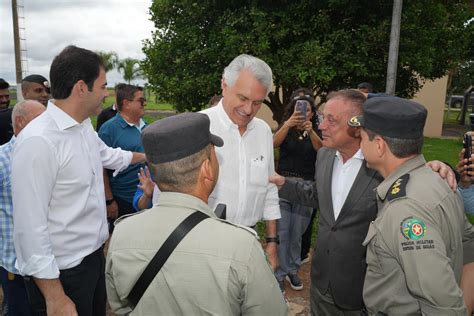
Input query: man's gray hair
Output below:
<box><xmin>11</xmin><ymin>100</ymin><xmax>42</xmax><ymax>134</ymax></box>
<box><xmin>223</xmin><ymin>54</ymin><xmax>273</xmax><ymax>94</ymax></box>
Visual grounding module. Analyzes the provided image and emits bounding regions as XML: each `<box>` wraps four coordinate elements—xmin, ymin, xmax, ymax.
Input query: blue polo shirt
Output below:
<box><xmin>98</xmin><ymin>113</ymin><xmax>146</xmax><ymax>203</ymax></box>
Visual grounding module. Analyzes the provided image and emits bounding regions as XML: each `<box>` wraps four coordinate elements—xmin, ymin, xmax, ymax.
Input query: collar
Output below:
<box><xmin>215</xmin><ymin>99</ymin><xmax>256</xmax><ymax>132</ymax></box>
<box><xmin>376</xmin><ymin>155</ymin><xmax>426</xmax><ymax>201</ymax></box>
<box><xmin>335</xmin><ymin>148</ymin><xmax>364</xmax><ymax>162</ymax></box>
<box><xmin>8</xmin><ymin>135</ymin><xmax>16</xmax><ymax>146</ymax></box>
<box><xmin>47</xmin><ymin>101</ymin><xmax>80</xmax><ymax>130</ymax></box>
<box><xmin>156</xmin><ymin>192</ymin><xmax>216</xmax><ymax>218</ymax></box>
<box><xmin>116</xmin><ymin>113</ymin><xmax>146</xmax><ymax>130</ymax></box>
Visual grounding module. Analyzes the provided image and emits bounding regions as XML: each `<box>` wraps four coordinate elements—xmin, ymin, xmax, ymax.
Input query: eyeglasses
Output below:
<box><xmin>129</xmin><ymin>97</ymin><xmax>146</xmax><ymax>106</ymax></box>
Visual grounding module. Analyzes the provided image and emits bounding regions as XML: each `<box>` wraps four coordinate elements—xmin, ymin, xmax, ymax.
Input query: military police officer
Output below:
<box><xmin>349</xmin><ymin>97</ymin><xmax>474</xmax><ymax>314</ymax></box>
<box><xmin>105</xmin><ymin>112</ymin><xmax>287</xmax><ymax>315</ymax></box>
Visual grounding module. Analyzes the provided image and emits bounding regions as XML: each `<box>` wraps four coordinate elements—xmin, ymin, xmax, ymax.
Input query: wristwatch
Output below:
<box><xmin>265</xmin><ymin>236</ymin><xmax>280</xmax><ymax>244</ymax></box>
<box><xmin>106</xmin><ymin>198</ymin><xmax>115</xmax><ymax>206</ymax></box>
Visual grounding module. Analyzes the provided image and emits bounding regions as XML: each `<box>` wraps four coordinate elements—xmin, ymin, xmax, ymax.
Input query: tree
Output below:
<box><xmin>96</xmin><ymin>51</ymin><xmax>118</xmax><ymax>73</ymax></box>
<box><xmin>142</xmin><ymin>0</ymin><xmax>474</xmax><ymax>122</ymax></box>
<box><xmin>118</xmin><ymin>58</ymin><xmax>141</xmax><ymax>84</ymax></box>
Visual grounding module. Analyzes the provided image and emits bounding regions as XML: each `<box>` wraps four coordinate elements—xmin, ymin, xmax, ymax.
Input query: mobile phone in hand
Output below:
<box><xmin>295</xmin><ymin>100</ymin><xmax>307</xmax><ymax>121</ymax></box>
<box><xmin>464</xmin><ymin>133</ymin><xmax>472</xmax><ymax>166</ymax></box>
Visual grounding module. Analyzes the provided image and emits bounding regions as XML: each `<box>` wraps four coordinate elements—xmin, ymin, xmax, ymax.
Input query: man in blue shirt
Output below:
<box><xmin>98</xmin><ymin>85</ymin><xmax>147</xmax><ymax>226</ymax></box>
<box><xmin>0</xmin><ymin>100</ymin><xmax>45</xmax><ymax>315</ymax></box>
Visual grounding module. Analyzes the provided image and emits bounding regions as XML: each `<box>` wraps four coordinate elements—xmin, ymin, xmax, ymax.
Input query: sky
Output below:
<box><xmin>0</xmin><ymin>0</ymin><xmax>154</xmax><ymax>86</ymax></box>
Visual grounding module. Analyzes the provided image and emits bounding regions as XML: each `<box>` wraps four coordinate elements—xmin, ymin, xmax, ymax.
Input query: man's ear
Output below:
<box><xmin>72</xmin><ymin>80</ymin><xmax>87</xmax><ymax>97</ymax></box>
<box><xmin>14</xmin><ymin>115</ymin><xmax>25</xmax><ymax>132</ymax></box>
<box><xmin>221</xmin><ymin>78</ymin><xmax>227</xmax><ymax>92</ymax></box>
<box><xmin>376</xmin><ymin>136</ymin><xmax>386</xmax><ymax>157</ymax></box>
<box><xmin>201</xmin><ymin>158</ymin><xmax>212</xmax><ymax>180</ymax></box>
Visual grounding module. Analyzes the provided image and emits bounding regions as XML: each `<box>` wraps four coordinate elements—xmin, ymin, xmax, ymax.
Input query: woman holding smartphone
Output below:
<box><xmin>273</xmin><ymin>88</ymin><xmax>322</xmax><ymax>293</ymax></box>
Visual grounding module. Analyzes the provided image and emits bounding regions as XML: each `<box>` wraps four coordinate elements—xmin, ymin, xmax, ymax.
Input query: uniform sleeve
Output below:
<box><xmin>279</xmin><ymin>178</ymin><xmax>319</xmax><ymax>209</ymax></box>
<box><xmin>382</xmin><ymin>200</ymin><xmax>466</xmax><ymax>314</ymax></box>
<box><xmin>12</xmin><ymin>137</ymin><xmax>60</xmax><ymax>278</ymax></box>
<box><xmin>239</xmin><ymin>240</ymin><xmax>288</xmax><ymax>315</ymax></box>
<box><xmin>262</xmin><ymin>129</ymin><xmax>281</xmax><ymax>221</ymax></box>
<box><xmin>105</xmin><ymin>245</ymin><xmax>133</xmax><ymax>314</ymax></box>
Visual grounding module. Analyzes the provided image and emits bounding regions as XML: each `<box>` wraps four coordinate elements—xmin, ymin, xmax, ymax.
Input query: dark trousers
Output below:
<box><xmin>24</xmin><ymin>247</ymin><xmax>106</xmax><ymax>316</ymax></box>
<box><xmin>0</xmin><ymin>267</ymin><xmax>32</xmax><ymax>315</ymax></box>
<box><xmin>301</xmin><ymin>208</ymin><xmax>317</xmax><ymax>258</ymax></box>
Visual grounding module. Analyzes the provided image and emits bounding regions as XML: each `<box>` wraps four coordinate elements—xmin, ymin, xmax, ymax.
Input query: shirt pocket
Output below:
<box><xmin>249</xmin><ymin>159</ymin><xmax>268</xmax><ymax>187</ymax></box>
<box><xmin>363</xmin><ymin>222</ymin><xmax>384</xmax><ymax>274</ymax></box>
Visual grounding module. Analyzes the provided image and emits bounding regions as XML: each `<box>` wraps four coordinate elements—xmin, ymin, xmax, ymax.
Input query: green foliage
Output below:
<box><xmin>96</xmin><ymin>51</ymin><xmax>118</xmax><ymax>73</ymax></box>
<box><xmin>118</xmin><ymin>58</ymin><xmax>142</xmax><ymax>84</ymax></box>
<box><xmin>143</xmin><ymin>0</ymin><xmax>473</xmax><ymax>122</ymax></box>
<box><xmin>450</xmin><ymin>60</ymin><xmax>474</xmax><ymax>95</ymax></box>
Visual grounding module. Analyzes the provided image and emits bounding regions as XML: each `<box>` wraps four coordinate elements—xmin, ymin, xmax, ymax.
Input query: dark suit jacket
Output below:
<box><xmin>0</xmin><ymin>107</ymin><xmax>13</xmax><ymax>145</ymax></box>
<box><xmin>279</xmin><ymin>147</ymin><xmax>382</xmax><ymax>310</ymax></box>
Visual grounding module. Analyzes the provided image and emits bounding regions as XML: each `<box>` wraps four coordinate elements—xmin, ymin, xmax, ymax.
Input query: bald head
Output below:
<box><xmin>12</xmin><ymin>100</ymin><xmax>46</xmax><ymax>135</ymax></box>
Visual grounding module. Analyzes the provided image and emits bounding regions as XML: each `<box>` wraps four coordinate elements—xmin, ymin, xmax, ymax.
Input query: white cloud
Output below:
<box><xmin>0</xmin><ymin>0</ymin><xmax>154</xmax><ymax>85</ymax></box>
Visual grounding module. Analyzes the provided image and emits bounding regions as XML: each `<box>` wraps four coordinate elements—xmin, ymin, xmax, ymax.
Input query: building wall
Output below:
<box><xmin>412</xmin><ymin>76</ymin><xmax>448</xmax><ymax>138</ymax></box>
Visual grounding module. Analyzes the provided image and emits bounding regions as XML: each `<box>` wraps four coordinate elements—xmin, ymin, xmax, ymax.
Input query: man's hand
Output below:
<box><xmin>265</xmin><ymin>242</ymin><xmax>279</xmax><ymax>272</ymax></box>
<box><xmin>33</xmin><ymin>278</ymin><xmax>77</xmax><ymax>316</ymax></box>
<box><xmin>138</xmin><ymin>166</ymin><xmax>155</xmax><ymax>199</ymax></box>
<box><xmin>269</xmin><ymin>173</ymin><xmax>285</xmax><ymax>190</ymax></box>
<box><xmin>46</xmin><ymin>294</ymin><xmax>77</xmax><ymax>316</ymax></box>
<box><xmin>107</xmin><ymin>200</ymin><xmax>119</xmax><ymax>220</ymax></box>
<box><xmin>426</xmin><ymin>160</ymin><xmax>457</xmax><ymax>191</ymax></box>
<box><xmin>457</xmin><ymin>148</ymin><xmax>472</xmax><ymax>189</ymax></box>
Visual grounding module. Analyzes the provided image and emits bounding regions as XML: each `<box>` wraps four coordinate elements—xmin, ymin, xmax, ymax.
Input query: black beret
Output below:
<box><xmin>142</xmin><ymin>112</ymin><xmax>223</xmax><ymax>163</ymax></box>
<box><xmin>22</xmin><ymin>74</ymin><xmax>50</xmax><ymax>89</ymax></box>
<box><xmin>348</xmin><ymin>96</ymin><xmax>427</xmax><ymax>139</ymax></box>
<box><xmin>0</xmin><ymin>78</ymin><xmax>9</xmax><ymax>90</ymax></box>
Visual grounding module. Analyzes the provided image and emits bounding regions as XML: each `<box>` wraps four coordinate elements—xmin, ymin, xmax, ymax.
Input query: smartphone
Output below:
<box><xmin>464</xmin><ymin>133</ymin><xmax>472</xmax><ymax>166</ymax></box>
<box><xmin>295</xmin><ymin>100</ymin><xmax>307</xmax><ymax>121</ymax></box>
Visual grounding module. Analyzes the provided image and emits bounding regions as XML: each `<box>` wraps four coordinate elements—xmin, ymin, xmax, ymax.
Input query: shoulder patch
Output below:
<box><xmin>400</xmin><ymin>216</ymin><xmax>426</xmax><ymax>240</ymax></box>
<box><xmin>387</xmin><ymin>174</ymin><xmax>410</xmax><ymax>201</ymax></box>
<box><xmin>215</xmin><ymin>218</ymin><xmax>259</xmax><ymax>239</ymax></box>
<box><xmin>114</xmin><ymin>209</ymin><xmax>147</xmax><ymax>226</ymax></box>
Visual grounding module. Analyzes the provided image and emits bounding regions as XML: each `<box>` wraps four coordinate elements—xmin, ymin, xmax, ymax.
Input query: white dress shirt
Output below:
<box><xmin>331</xmin><ymin>149</ymin><xmax>364</xmax><ymax>220</ymax></box>
<box><xmin>11</xmin><ymin>101</ymin><xmax>132</xmax><ymax>278</ymax></box>
<box><xmin>201</xmin><ymin>101</ymin><xmax>280</xmax><ymax>227</ymax></box>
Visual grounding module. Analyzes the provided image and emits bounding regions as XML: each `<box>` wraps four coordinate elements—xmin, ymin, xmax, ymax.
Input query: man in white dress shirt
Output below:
<box><xmin>201</xmin><ymin>54</ymin><xmax>281</xmax><ymax>270</ymax></box>
<box><xmin>11</xmin><ymin>46</ymin><xmax>145</xmax><ymax>316</ymax></box>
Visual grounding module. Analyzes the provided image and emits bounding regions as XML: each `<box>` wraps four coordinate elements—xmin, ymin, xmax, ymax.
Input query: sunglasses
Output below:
<box><xmin>129</xmin><ymin>97</ymin><xmax>146</xmax><ymax>106</ymax></box>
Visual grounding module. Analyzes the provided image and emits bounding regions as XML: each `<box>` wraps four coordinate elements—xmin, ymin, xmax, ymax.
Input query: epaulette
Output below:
<box><xmin>387</xmin><ymin>173</ymin><xmax>410</xmax><ymax>201</ymax></box>
<box><xmin>215</xmin><ymin>218</ymin><xmax>259</xmax><ymax>239</ymax></box>
<box><xmin>114</xmin><ymin>209</ymin><xmax>147</xmax><ymax>226</ymax></box>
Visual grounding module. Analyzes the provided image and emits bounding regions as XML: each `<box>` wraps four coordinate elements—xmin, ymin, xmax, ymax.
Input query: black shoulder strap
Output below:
<box><xmin>127</xmin><ymin>211</ymin><xmax>209</xmax><ymax>309</ymax></box>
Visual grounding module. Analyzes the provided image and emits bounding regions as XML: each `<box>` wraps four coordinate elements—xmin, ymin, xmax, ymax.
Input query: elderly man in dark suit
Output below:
<box><xmin>271</xmin><ymin>89</ymin><xmax>455</xmax><ymax>315</ymax></box>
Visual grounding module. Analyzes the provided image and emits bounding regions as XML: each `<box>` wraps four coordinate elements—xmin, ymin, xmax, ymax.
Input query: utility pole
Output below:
<box><xmin>12</xmin><ymin>0</ymin><xmax>23</xmax><ymax>100</ymax></box>
<box><xmin>385</xmin><ymin>0</ymin><xmax>403</xmax><ymax>95</ymax></box>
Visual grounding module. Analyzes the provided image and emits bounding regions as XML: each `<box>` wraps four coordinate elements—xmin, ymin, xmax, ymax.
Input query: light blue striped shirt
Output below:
<box><xmin>0</xmin><ymin>136</ymin><xmax>18</xmax><ymax>274</ymax></box>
